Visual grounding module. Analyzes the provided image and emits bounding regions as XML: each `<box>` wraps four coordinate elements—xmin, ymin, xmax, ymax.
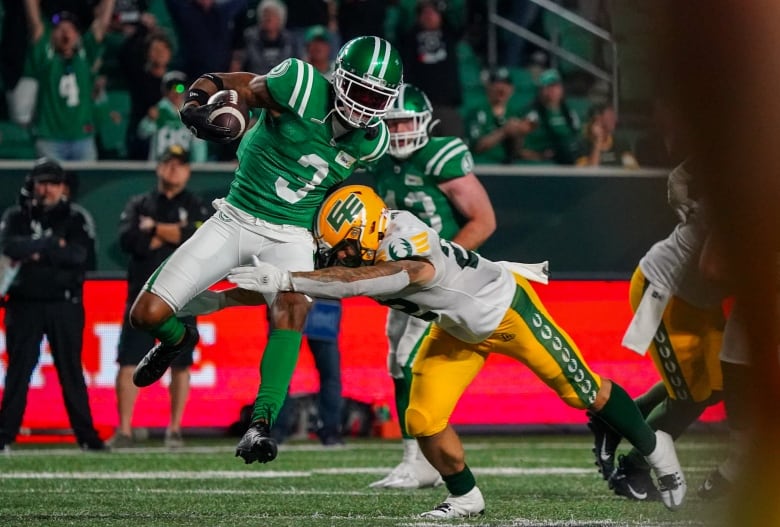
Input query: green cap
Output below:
<box><xmin>305</xmin><ymin>25</ymin><xmax>331</xmax><ymax>44</ymax></box>
<box><xmin>538</xmin><ymin>69</ymin><xmax>562</xmax><ymax>87</ymax></box>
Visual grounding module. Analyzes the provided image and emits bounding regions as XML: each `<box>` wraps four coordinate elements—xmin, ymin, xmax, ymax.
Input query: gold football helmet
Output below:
<box><xmin>314</xmin><ymin>185</ymin><xmax>389</xmax><ymax>267</ymax></box>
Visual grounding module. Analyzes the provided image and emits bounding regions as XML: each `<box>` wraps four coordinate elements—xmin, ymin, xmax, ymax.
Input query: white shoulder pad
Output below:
<box><xmin>376</xmin><ymin>211</ymin><xmax>434</xmax><ymax>263</ymax></box>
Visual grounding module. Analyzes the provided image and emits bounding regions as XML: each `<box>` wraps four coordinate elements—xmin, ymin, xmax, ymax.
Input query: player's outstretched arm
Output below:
<box><xmin>227</xmin><ymin>256</ymin><xmax>435</xmax><ymax>300</ymax></box>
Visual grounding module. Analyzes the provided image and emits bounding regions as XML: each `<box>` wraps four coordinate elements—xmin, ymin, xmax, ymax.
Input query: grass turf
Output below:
<box><xmin>0</xmin><ymin>433</ymin><xmax>730</xmax><ymax>526</ymax></box>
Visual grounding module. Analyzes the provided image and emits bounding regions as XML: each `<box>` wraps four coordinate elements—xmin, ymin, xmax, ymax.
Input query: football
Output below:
<box><xmin>207</xmin><ymin>89</ymin><xmax>250</xmax><ymax>140</ymax></box>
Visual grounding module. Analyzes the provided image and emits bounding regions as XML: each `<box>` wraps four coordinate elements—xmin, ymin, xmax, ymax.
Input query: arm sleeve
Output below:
<box><xmin>289</xmin><ymin>270</ymin><xmax>411</xmax><ymax>300</ymax></box>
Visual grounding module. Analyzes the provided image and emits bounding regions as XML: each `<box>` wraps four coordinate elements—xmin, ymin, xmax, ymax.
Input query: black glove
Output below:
<box><xmin>180</xmin><ymin>103</ymin><xmax>235</xmax><ymax>144</ymax></box>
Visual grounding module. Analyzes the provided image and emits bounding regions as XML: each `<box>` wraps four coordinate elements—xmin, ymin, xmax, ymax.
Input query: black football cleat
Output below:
<box><xmin>587</xmin><ymin>411</ymin><xmax>622</xmax><ymax>480</ymax></box>
<box><xmin>133</xmin><ymin>325</ymin><xmax>199</xmax><ymax>387</ymax></box>
<box><xmin>697</xmin><ymin>467</ymin><xmax>732</xmax><ymax>500</ymax></box>
<box><xmin>236</xmin><ymin>420</ymin><xmax>278</xmax><ymax>464</ymax></box>
<box><xmin>609</xmin><ymin>454</ymin><xmax>661</xmax><ymax>502</ymax></box>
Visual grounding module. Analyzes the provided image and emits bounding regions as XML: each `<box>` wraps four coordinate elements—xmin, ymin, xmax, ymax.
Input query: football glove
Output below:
<box><xmin>179</xmin><ymin>102</ymin><xmax>235</xmax><ymax>144</ymax></box>
<box><xmin>227</xmin><ymin>255</ymin><xmax>293</xmax><ymax>293</ymax></box>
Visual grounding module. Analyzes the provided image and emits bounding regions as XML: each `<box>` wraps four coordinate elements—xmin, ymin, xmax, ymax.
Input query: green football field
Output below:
<box><xmin>0</xmin><ymin>432</ymin><xmax>730</xmax><ymax>527</ymax></box>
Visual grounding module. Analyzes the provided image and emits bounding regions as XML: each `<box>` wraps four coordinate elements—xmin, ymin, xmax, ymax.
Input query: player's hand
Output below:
<box><xmin>179</xmin><ymin>102</ymin><xmax>234</xmax><ymax>143</ymax></box>
<box><xmin>227</xmin><ymin>256</ymin><xmax>293</xmax><ymax>293</ymax></box>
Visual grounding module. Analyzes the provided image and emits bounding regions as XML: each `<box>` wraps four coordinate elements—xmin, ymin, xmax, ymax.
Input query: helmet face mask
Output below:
<box><xmin>314</xmin><ymin>185</ymin><xmax>389</xmax><ymax>268</ymax></box>
<box><xmin>333</xmin><ymin>36</ymin><xmax>403</xmax><ymax>128</ymax></box>
<box><xmin>386</xmin><ymin>84</ymin><xmax>433</xmax><ymax>158</ymax></box>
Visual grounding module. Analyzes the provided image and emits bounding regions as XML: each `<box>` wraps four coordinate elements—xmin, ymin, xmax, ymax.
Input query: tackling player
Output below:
<box><xmin>222</xmin><ymin>185</ymin><xmax>688</xmax><ymax>517</ymax></box>
<box><xmin>367</xmin><ymin>84</ymin><xmax>496</xmax><ymax>489</ymax></box>
<box><xmin>128</xmin><ymin>36</ymin><xmax>403</xmax><ymax>464</ymax></box>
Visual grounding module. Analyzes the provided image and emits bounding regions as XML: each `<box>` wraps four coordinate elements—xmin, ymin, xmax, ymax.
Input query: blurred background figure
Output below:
<box><xmin>110</xmin><ymin>145</ymin><xmax>210</xmax><ymax>449</ymax></box>
<box><xmin>519</xmin><ymin>68</ymin><xmax>582</xmax><ymax>164</ymax></box>
<box><xmin>576</xmin><ymin>103</ymin><xmax>638</xmax><ymax>167</ymax></box>
<box><xmin>302</xmin><ymin>25</ymin><xmax>333</xmax><ymax>79</ymax></box>
<box><xmin>18</xmin><ymin>0</ymin><xmax>115</xmax><ymax>161</ymax></box>
<box><xmin>465</xmin><ymin>67</ymin><xmax>532</xmax><ymax>165</ymax></box>
<box><xmin>0</xmin><ymin>158</ymin><xmax>104</xmax><ymax>452</ymax></box>
<box><xmin>234</xmin><ymin>0</ymin><xmax>301</xmax><ymax>74</ymax></box>
<box><xmin>137</xmin><ymin>70</ymin><xmax>208</xmax><ymax>162</ymax></box>
<box><xmin>398</xmin><ymin>0</ymin><xmax>464</xmax><ymax>138</ymax></box>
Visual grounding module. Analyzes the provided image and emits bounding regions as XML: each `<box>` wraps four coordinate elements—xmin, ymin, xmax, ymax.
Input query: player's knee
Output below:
<box><xmin>270</xmin><ymin>292</ymin><xmax>311</xmax><ymax>331</ymax></box>
<box><xmin>405</xmin><ymin>406</ymin><xmax>444</xmax><ymax>437</ymax></box>
<box><xmin>129</xmin><ymin>294</ymin><xmax>170</xmax><ymax>330</ymax></box>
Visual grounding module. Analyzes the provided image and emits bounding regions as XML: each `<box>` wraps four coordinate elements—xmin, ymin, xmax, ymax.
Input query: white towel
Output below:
<box><xmin>0</xmin><ymin>255</ymin><xmax>19</xmax><ymax>296</ymax></box>
<box><xmin>622</xmin><ymin>282</ymin><xmax>671</xmax><ymax>355</ymax></box>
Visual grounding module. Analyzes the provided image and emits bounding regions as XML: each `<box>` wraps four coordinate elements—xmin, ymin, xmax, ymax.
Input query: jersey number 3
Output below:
<box><xmin>275</xmin><ymin>153</ymin><xmax>330</xmax><ymax>204</ymax></box>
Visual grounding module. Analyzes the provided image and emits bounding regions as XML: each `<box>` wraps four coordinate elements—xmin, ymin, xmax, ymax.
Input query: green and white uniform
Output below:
<box><xmin>25</xmin><ymin>30</ymin><xmax>102</xmax><ymax>141</ymax></box>
<box><xmin>138</xmin><ymin>97</ymin><xmax>208</xmax><ymax>162</ymax></box>
<box><xmin>146</xmin><ymin>58</ymin><xmax>389</xmax><ymax>311</ymax></box>
<box><xmin>369</xmin><ymin>137</ymin><xmax>472</xmax><ymax>382</ymax></box>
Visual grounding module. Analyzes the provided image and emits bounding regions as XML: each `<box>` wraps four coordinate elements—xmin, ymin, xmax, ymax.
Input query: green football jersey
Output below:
<box><xmin>371</xmin><ymin>136</ymin><xmax>474</xmax><ymax>240</ymax></box>
<box><xmin>226</xmin><ymin>58</ymin><xmax>389</xmax><ymax>228</ymax></box>
<box><xmin>25</xmin><ymin>30</ymin><xmax>102</xmax><ymax>140</ymax></box>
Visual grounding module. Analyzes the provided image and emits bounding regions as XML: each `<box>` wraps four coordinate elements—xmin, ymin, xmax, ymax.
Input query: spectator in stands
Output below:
<box><xmin>122</xmin><ymin>30</ymin><xmax>175</xmax><ymax>160</ymax></box>
<box><xmin>20</xmin><ymin>0</ymin><xmax>115</xmax><ymax>161</ymax></box>
<box><xmin>398</xmin><ymin>0</ymin><xmax>464</xmax><ymax>138</ymax></box>
<box><xmin>165</xmin><ymin>0</ymin><xmax>247</xmax><ymax>80</ymax></box>
<box><xmin>465</xmin><ymin>67</ymin><xmax>533</xmax><ymax>164</ymax></box>
<box><xmin>519</xmin><ymin>68</ymin><xmax>582</xmax><ymax>164</ymax></box>
<box><xmin>284</xmin><ymin>0</ymin><xmax>338</xmax><ymax>57</ymax></box>
<box><xmin>137</xmin><ymin>70</ymin><xmax>208</xmax><ymax>162</ymax></box>
<box><xmin>0</xmin><ymin>158</ymin><xmax>105</xmax><ymax>452</ymax></box>
<box><xmin>302</xmin><ymin>25</ymin><xmax>334</xmax><ymax>79</ymax></box>
<box><xmin>109</xmin><ymin>145</ymin><xmax>210</xmax><ymax>449</ymax></box>
<box><xmin>234</xmin><ymin>0</ymin><xmax>301</xmax><ymax>74</ymax></box>
<box><xmin>576</xmin><ymin>103</ymin><xmax>638</xmax><ymax>168</ymax></box>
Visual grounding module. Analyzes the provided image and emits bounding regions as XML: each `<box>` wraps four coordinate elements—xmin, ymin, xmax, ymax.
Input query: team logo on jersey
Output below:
<box><xmin>335</xmin><ymin>150</ymin><xmax>357</xmax><ymax>169</ymax></box>
<box><xmin>387</xmin><ymin>238</ymin><xmax>413</xmax><ymax>260</ymax></box>
<box><xmin>461</xmin><ymin>152</ymin><xmax>474</xmax><ymax>174</ymax></box>
<box><xmin>268</xmin><ymin>59</ymin><xmax>292</xmax><ymax>78</ymax></box>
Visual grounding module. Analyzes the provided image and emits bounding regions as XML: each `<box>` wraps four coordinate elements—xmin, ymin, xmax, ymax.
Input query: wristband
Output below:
<box><xmin>199</xmin><ymin>73</ymin><xmax>224</xmax><ymax>91</ymax></box>
<box><xmin>185</xmin><ymin>88</ymin><xmax>209</xmax><ymax>106</ymax></box>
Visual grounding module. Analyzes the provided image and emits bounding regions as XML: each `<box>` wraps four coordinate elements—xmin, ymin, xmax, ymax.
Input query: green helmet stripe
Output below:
<box><xmin>288</xmin><ymin>61</ymin><xmax>314</xmax><ymax>116</ymax></box>
<box><xmin>361</xmin><ymin>122</ymin><xmax>389</xmax><ymax>161</ymax></box>
<box><xmin>396</xmin><ymin>84</ymin><xmax>407</xmax><ymax>109</ymax></box>
<box><xmin>425</xmin><ymin>138</ymin><xmax>465</xmax><ymax>174</ymax></box>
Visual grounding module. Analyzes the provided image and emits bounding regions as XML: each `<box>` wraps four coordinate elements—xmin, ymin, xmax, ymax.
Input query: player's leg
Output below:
<box><xmin>237</xmin><ymin>223</ymin><xmax>316</xmax><ymax>463</ymax></box>
<box><xmin>407</xmin><ymin>327</ymin><xmax>487</xmax><ymax>518</ymax></box>
<box><xmin>497</xmin><ymin>273</ymin><xmax>686</xmax><ymax>510</ymax></box>
<box><xmin>370</xmin><ymin>311</ymin><xmax>441</xmax><ymax>489</ymax></box>
<box><xmin>166</xmin><ymin>366</ymin><xmax>190</xmax><ymax>448</ymax></box>
<box><xmin>131</xmin><ymin>212</ymin><xmax>243</xmax><ymax>386</ymax></box>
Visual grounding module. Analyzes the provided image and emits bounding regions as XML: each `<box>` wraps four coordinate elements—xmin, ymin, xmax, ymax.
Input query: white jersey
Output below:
<box><xmin>638</xmin><ymin>209</ymin><xmax>724</xmax><ymax>309</ymax></box>
<box><xmin>373</xmin><ymin>211</ymin><xmax>516</xmax><ymax>343</ymax></box>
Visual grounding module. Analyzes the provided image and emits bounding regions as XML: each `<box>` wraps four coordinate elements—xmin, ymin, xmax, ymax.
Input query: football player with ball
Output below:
<box><xmin>128</xmin><ymin>36</ymin><xmax>403</xmax><ymax>465</ymax></box>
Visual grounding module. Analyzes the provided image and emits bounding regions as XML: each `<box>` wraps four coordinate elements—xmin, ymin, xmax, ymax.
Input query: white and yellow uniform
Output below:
<box><xmin>373</xmin><ymin>211</ymin><xmax>601</xmax><ymax>437</ymax></box>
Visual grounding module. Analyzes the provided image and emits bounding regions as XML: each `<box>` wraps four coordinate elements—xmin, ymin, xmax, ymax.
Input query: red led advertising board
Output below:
<box><xmin>0</xmin><ymin>280</ymin><xmax>724</xmax><ymax>436</ymax></box>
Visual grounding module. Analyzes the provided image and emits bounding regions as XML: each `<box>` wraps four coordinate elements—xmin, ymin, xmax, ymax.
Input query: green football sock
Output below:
<box><xmin>443</xmin><ymin>465</ymin><xmax>476</xmax><ymax>496</ymax></box>
<box><xmin>150</xmin><ymin>316</ymin><xmax>185</xmax><ymax>347</ymax></box>
<box><xmin>596</xmin><ymin>381</ymin><xmax>656</xmax><ymax>456</ymax></box>
<box><xmin>251</xmin><ymin>329</ymin><xmax>303</xmax><ymax>424</ymax></box>
<box><xmin>394</xmin><ymin>368</ymin><xmax>413</xmax><ymax>439</ymax></box>
<box><xmin>645</xmin><ymin>395</ymin><xmax>712</xmax><ymax>440</ymax></box>
<box><xmin>635</xmin><ymin>381</ymin><xmax>668</xmax><ymax>418</ymax></box>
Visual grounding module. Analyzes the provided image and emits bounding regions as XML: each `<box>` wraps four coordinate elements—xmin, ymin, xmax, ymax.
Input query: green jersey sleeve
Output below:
<box><xmin>265</xmin><ymin>58</ymin><xmax>331</xmax><ymax>119</ymax></box>
<box><xmin>422</xmin><ymin>137</ymin><xmax>474</xmax><ymax>181</ymax></box>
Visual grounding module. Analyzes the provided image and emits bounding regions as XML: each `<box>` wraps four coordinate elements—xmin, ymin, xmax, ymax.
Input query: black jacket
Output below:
<box><xmin>118</xmin><ymin>188</ymin><xmax>211</xmax><ymax>299</ymax></box>
<box><xmin>0</xmin><ymin>200</ymin><xmax>96</xmax><ymax>301</ymax></box>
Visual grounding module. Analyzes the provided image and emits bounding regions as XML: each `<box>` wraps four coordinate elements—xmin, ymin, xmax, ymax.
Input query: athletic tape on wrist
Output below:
<box><xmin>185</xmin><ymin>88</ymin><xmax>209</xmax><ymax>106</ymax></box>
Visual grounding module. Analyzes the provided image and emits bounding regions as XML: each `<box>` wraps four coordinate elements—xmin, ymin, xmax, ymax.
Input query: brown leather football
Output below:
<box><xmin>206</xmin><ymin>90</ymin><xmax>250</xmax><ymax>140</ymax></box>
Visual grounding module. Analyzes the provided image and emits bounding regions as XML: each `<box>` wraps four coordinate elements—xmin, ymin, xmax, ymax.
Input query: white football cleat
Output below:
<box><xmin>420</xmin><ymin>486</ymin><xmax>485</xmax><ymax>519</ymax></box>
<box><xmin>370</xmin><ymin>457</ymin><xmax>444</xmax><ymax>489</ymax></box>
<box><xmin>645</xmin><ymin>430</ymin><xmax>687</xmax><ymax>510</ymax></box>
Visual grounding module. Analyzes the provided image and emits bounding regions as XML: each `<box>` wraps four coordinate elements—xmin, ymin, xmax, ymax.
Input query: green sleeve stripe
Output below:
<box><xmin>369</xmin><ymin>36</ymin><xmax>392</xmax><ymax>79</ymax></box>
<box><xmin>288</xmin><ymin>60</ymin><xmax>315</xmax><ymax>116</ymax></box>
<box><xmin>425</xmin><ymin>138</ymin><xmax>465</xmax><ymax>175</ymax></box>
<box><xmin>361</xmin><ymin>123</ymin><xmax>389</xmax><ymax>161</ymax></box>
